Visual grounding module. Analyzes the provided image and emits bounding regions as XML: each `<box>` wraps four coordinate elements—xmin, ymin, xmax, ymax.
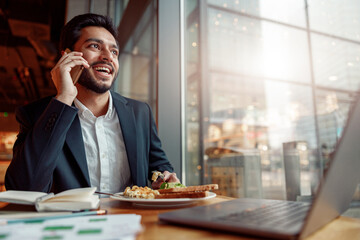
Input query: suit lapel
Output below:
<box><xmin>112</xmin><ymin>93</ymin><xmax>138</xmax><ymax>183</ymax></box>
<box><xmin>65</xmin><ymin>116</ymin><xmax>91</xmax><ymax>186</ymax></box>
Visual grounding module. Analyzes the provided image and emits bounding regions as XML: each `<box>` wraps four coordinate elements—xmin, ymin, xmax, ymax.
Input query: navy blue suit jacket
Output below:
<box><xmin>5</xmin><ymin>91</ymin><xmax>173</xmax><ymax>193</ymax></box>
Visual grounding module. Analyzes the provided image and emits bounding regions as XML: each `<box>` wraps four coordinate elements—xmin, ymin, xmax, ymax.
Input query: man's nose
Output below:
<box><xmin>100</xmin><ymin>49</ymin><xmax>113</xmax><ymax>62</ymax></box>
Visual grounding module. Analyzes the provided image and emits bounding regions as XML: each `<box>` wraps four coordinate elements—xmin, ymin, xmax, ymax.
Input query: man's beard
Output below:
<box><xmin>77</xmin><ymin>65</ymin><xmax>117</xmax><ymax>94</ymax></box>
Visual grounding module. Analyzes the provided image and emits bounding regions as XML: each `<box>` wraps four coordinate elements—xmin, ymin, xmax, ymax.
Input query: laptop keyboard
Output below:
<box><xmin>214</xmin><ymin>201</ymin><xmax>310</xmax><ymax>229</ymax></box>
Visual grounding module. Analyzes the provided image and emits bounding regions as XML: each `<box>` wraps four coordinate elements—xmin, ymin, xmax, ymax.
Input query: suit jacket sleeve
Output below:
<box><xmin>146</xmin><ymin>103</ymin><xmax>174</xmax><ymax>180</ymax></box>
<box><xmin>5</xmin><ymin>97</ymin><xmax>78</xmax><ymax>192</ymax></box>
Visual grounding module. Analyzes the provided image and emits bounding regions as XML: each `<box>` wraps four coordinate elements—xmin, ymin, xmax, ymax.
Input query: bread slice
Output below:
<box><xmin>157</xmin><ymin>184</ymin><xmax>218</xmax><ymax>194</ymax></box>
<box><xmin>155</xmin><ymin>191</ymin><xmax>209</xmax><ymax>199</ymax></box>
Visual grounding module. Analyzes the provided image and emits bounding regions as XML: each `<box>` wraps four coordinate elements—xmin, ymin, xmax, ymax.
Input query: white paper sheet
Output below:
<box><xmin>0</xmin><ymin>214</ymin><xmax>142</xmax><ymax>240</ymax></box>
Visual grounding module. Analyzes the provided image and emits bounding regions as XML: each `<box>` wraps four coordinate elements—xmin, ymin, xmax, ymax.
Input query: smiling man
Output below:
<box><xmin>5</xmin><ymin>13</ymin><xmax>179</xmax><ymax>194</ymax></box>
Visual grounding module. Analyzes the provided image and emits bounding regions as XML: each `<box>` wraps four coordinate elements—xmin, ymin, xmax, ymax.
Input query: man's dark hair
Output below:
<box><xmin>59</xmin><ymin>13</ymin><xmax>118</xmax><ymax>51</ymax></box>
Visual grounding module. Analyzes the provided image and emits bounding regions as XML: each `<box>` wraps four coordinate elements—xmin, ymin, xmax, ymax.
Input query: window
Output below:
<box><xmin>115</xmin><ymin>1</ymin><xmax>158</xmax><ymax>114</ymax></box>
<box><xmin>183</xmin><ymin>0</ymin><xmax>360</xmax><ymax>200</ymax></box>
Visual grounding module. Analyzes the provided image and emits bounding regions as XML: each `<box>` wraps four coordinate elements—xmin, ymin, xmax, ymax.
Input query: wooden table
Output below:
<box><xmin>100</xmin><ymin>196</ymin><xmax>360</xmax><ymax>240</ymax></box>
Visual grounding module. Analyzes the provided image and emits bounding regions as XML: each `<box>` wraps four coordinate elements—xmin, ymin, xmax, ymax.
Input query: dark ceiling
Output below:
<box><xmin>0</xmin><ymin>0</ymin><xmax>66</xmax><ymax>112</ymax></box>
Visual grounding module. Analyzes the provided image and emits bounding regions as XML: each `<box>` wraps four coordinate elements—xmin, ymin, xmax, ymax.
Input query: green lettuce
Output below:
<box><xmin>160</xmin><ymin>182</ymin><xmax>186</xmax><ymax>189</ymax></box>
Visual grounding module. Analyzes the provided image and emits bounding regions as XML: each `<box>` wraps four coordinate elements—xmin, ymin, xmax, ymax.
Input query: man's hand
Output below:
<box><xmin>151</xmin><ymin>170</ymin><xmax>180</xmax><ymax>189</ymax></box>
<box><xmin>51</xmin><ymin>50</ymin><xmax>89</xmax><ymax>105</ymax></box>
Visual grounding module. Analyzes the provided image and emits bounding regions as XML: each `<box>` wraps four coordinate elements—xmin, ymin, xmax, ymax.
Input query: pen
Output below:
<box><xmin>0</xmin><ymin>209</ymin><xmax>107</xmax><ymax>225</ymax></box>
<box><xmin>95</xmin><ymin>191</ymin><xmax>115</xmax><ymax>196</ymax></box>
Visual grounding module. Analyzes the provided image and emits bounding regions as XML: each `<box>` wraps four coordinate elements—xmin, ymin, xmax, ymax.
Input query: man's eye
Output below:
<box><xmin>112</xmin><ymin>50</ymin><xmax>119</xmax><ymax>56</ymax></box>
<box><xmin>90</xmin><ymin>44</ymin><xmax>100</xmax><ymax>49</ymax></box>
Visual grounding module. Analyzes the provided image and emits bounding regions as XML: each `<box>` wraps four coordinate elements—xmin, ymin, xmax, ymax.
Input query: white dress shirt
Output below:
<box><xmin>74</xmin><ymin>92</ymin><xmax>132</xmax><ymax>193</ymax></box>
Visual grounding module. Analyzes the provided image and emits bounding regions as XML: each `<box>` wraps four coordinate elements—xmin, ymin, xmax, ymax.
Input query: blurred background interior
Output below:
<box><xmin>0</xmin><ymin>0</ymin><xmax>359</xmax><ymax>207</ymax></box>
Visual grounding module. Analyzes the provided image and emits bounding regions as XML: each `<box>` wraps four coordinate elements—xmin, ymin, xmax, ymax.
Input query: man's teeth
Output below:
<box><xmin>94</xmin><ymin>66</ymin><xmax>111</xmax><ymax>73</ymax></box>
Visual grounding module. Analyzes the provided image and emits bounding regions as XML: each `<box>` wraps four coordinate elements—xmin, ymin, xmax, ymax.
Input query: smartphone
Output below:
<box><xmin>65</xmin><ymin>48</ymin><xmax>84</xmax><ymax>84</ymax></box>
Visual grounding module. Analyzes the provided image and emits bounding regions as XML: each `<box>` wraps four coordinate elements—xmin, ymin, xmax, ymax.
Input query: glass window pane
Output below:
<box><xmin>204</xmin><ymin>73</ymin><xmax>318</xmax><ymax>199</ymax></box>
<box><xmin>206</xmin><ymin>76</ymin><xmax>317</xmax><ymax>151</ymax></box>
<box><xmin>312</xmin><ymin>34</ymin><xmax>360</xmax><ymax>91</ymax></box>
<box><xmin>207</xmin><ymin>0</ymin><xmax>306</xmax><ymax>27</ymax></box>
<box><xmin>316</xmin><ymin>90</ymin><xmax>355</xmax><ymax>158</ymax></box>
<box><xmin>116</xmin><ymin>2</ymin><xmax>157</xmax><ymax>112</ymax></box>
<box><xmin>184</xmin><ymin>1</ymin><xmax>202</xmax><ymax>186</ymax></box>
<box><xmin>183</xmin><ymin>0</ymin><xmax>360</xmax><ymax>201</ymax></box>
<box><xmin>208</xmin><ymin>7</ymin><xmax>311</xmax><ymax>83</ymax></box>
<box><xmin>308</xmin><ymin>0</ymin><xmax>360</xmax><ymax>42</ymax></box>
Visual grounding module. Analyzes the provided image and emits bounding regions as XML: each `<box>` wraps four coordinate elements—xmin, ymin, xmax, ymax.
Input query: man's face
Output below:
<box><xmin>73</xmin><ymin>26</ymin><xmax>119</xmax><ymax>93</ymax></box>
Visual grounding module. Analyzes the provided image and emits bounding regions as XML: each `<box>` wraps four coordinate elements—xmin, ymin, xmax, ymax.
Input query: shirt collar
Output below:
<box><xmin>74</xmin><ymin>92</ymin><xmax>114</xmax><ymax>120</ymax></box>
<box><xmin>106</xmin><ymin>92</ymin><xmax>114</xmax><ymax>119</ymax></box>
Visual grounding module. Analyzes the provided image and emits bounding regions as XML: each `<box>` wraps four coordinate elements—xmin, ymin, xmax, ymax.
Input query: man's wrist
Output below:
<box><xmin>55</xmin><ymin>94</ymin><xmax>76</xmax><ymax>106</ymax></box>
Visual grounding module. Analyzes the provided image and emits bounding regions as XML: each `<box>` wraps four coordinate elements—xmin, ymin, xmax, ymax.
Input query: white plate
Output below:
<box><xmin>110</xmin><ymin>192</ymin><xmax>216</xmax><ymax>207</ymax></box>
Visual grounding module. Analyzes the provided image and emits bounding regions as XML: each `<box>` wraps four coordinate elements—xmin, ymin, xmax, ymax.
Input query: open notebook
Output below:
<box><xmin>0</xmin><ymin>187</ymin><xmax>99</xmax><ymax>212</ymax></box>
<box><xmin>159</xmin><ymin>93</ymin><xmax>360</xmax><ymax>239</ymax></box>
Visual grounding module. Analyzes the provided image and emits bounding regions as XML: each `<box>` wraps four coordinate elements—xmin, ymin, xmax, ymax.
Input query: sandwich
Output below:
<box><xmin>150</xmin><ymin>171</ymin><xmax>219</xmax><ymax>199</ymax></box>
<box><xmin>155</xmin><ymin>184</ymin><xmax>218</xmax><ymax>199</ymax></box>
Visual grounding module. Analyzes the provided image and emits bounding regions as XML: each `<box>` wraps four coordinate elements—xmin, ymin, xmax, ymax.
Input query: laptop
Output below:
<box><xmin>159</xmin><ymin>94</ymin><xmax>360</xmax><ymax>240</ymax></box>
